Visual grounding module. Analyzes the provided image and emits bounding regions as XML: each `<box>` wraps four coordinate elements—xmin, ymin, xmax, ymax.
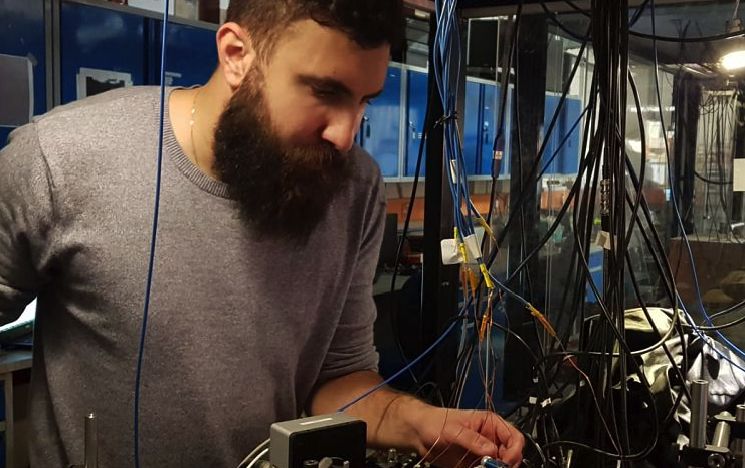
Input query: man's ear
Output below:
<box><xmin>215</xmin><ymin>22</ymin><xmax>257</xmax><ymax>90</ymax></box>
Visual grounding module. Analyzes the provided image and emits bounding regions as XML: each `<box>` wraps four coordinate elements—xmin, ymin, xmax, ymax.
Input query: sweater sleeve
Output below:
<box><xmin>316</xmin><ymin>174</ymin><xmax>386</xmax><ymax>384</ymax></box>
<box><xmin>0</xmin><ymin>123</ymin><xmax>55</xmax><ymax>324</ymax></box>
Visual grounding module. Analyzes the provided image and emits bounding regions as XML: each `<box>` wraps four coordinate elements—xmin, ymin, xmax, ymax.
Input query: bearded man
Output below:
<box><xmin>0</xmin><ymin>1</ymin><xmax>524</xmax><ymax>466</ymax></box>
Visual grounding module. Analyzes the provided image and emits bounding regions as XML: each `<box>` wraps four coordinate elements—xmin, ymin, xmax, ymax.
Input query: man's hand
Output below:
<box><xmin>310</xmin><ymin>371</ymin><xmax>524</xmax><ymax>467</ymax></box>
<box><xmin>402</xmin><ymin>400</ymin><xmax>524</xmax><ymax>467</ymax></box>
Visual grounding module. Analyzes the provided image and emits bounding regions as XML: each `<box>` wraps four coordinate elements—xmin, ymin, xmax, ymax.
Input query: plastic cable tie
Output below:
<box><xmin>436</xmin><ymin>112</ymin><xmax>458</xmax><ymax>126</ymax></box>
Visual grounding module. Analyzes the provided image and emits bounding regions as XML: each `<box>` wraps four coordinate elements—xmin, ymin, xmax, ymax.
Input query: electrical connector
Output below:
<box><xmin>476</xmin><ymin>217</ymin><xmax>496</xmax><ymax>241</ymax></box>
<box><xmin>527</xmin><ymin>304</ymin><xmax>557</xmax><ymax>338</ymax></box>
<box><xmin>479</xmin><ymin>263</ymin><xmax>494</xmax><ymax>289</ymax></box>
<box><xmin>479</xmin><ymin>456</ymin><xmax>509</xmax><ymax>468</ymax></box>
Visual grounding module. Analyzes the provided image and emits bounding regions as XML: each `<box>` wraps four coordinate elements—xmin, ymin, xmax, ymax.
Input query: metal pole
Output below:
<box><xmin>712</xmin><ymin>412</ymin><xmax>732</xmax><ymax>448</ymax></box>
<box><xmin>690</xmin><ymin>380</ymin><xmax>709</xmax><ymax>449</ymax></box>
<box><xmin>84</xmin><ymin>413</ymin><xmax>98</xmax><ymax>468</ymax></box>
<box><xmin>736</xmin><ymin>404</ymin><xmax>745</xmax><ymax>468</ymax></box>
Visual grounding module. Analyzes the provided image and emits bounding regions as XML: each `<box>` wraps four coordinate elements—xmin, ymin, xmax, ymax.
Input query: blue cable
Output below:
<box><xmin>133</xmin><ymin>1</ymin><xmax>170</xmax><ymax>466</ymax></box>
<box><xmin>337</xmin><ymin>19</ymin><xmax>524</xmax><ymax>404</ymax></box>
<box><xmin>435</xmin><ymin>0</ymin><xmax>481</xmax><ymax>242</ymax></box>
<box><xmin>338</xmin><ymin>319</ymin><xmax>461</xmax><ymax>412</ymax></box>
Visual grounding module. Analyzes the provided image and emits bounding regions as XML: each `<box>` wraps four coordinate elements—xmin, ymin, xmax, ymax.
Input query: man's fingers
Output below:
<box><xmin>471</xmin><ymin>412</ymin><xmax>524</xmax><ymax>467</ymax></box>
<box><xmin>444</xmin><ymin>425</ymin><xmax>500</xmax><ymax>459</ymax></box>
<box><xmin>498</xmin><ymin>430</ymin><xmax>525</xmax><ymax>466</ymax></box>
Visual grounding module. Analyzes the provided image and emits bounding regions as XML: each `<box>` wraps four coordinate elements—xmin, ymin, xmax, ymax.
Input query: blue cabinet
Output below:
<box><xmin>543</xmin><ymin>94</ymin><xmax>583</xmax><ymax>175</ymax></box>
<box><xmin>478</xmin><ymin>83</ymin><xmax>510</xmax><ymax>177</ymax></box>
<box><xmin>404</xmin><ymin>68</ymin><xmax>428</xmax><ymax>178</ymax></box>
<box><xmin>542</xmin><ymin>94</ymin><xmax>561</xmax><ymax>174</ymax></box>
<box><xmin>586</xmin><ymin>248</ymin><xmax>603</xmax><ymax>303</ymax></box>
<box><xmin>559</xmin><ymin>97</ymin><xmax>582</xmax><ymax>174</ymax></box>
<box><xmin>479</xmin><ymin>83</ymin><xmax>497</xmax><ymax>176</ymax></box>
<box><xmin>60</xmin><ymin>2</ymin><xmax>147</xmax><ymax>104</ymax></box>
<box><xmin>60</xmin><ymin>2</ymin><xmax>218</xmax><ymax>102</ymax></box>
<box><xmin>463</xmin><ymin>80</ymin><xmax>510</xmax><ymax>177</ymax></box>
<box><xmin>463</xmin><ymin>80</ymin><xmax>481</xmax><ymax>175</ymax></box>
<box><xmin>358</xmin><ymin>65</ymin><xmax>401</xmax><ymax>178</ymax></box>
<box><xmin>147</xmin><ymin>20</ymin><xmax>217</xmax><ymax>87</ymax></box>
<box><xmin>404</xmin><ymin>72</ymin><xmax>513</xmax><ymax>179</ymax></box>
<box><xmin>0</xmin><ymin>0</ymin><xmax>47</xmax><ymax>147</ymax></box>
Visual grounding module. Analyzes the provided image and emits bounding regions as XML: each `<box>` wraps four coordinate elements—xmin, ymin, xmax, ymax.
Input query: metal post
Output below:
<box><xmin>736</xmin><ymin>404</ymin><xmax>745</xmax><ymax>468</ymax></box>
<box><xmin>690</xmin><ymin>380</ymin><xmax>709</xmax><ymax>449</ymax></box>
<box><xmin>84</xmin><ymin>413</ymin><xmax>98</xmax><ymax>468</ymax></box>
<box><xmin>733</xmin><ymin>85</ymin><xmax>745</xmax><ymax>225</ymax></box>
<box><xmin>421</xmin><ymin>12</ymin><xmax>459</xmax><ymax>402</ymax></box>
<box><xmin>670</xmin><ymin>74</ymin><xmax>701</xmax><ymax>237</ymax></box>
<box><xmin>712</xmin><ymin>412</ymin><xmax>732</xmax><ymax>448</ymax></box>
<box><xmin>503</xmin><ymin>13</ymin><xmax>548</xmax><ymax>401</ymax></box>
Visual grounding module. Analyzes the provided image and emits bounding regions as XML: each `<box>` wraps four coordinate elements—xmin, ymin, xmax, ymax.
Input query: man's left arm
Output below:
<box><xmin>309</xmin><ymin>370</ymin><xmax>525</xmax><ymax>467</ymax></box>
<box><xmin>313</xmin><ymin>168</ymin><xmax>523</xmax><ymax>466</ymax></box>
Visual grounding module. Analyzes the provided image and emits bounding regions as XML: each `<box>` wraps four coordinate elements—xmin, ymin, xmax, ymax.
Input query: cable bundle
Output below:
<box><xmin>417</xmin><ymin>2</ymin><xmax>745</xmax><ymax>466</ymax></box>
<box><xmin>304</xmin><ymin>2</ymin><xmax>745</xmax><ymax>467</ymax></box>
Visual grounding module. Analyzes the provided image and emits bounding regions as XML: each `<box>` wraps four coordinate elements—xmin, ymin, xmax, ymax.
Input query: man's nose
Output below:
<box><xmin>321</xmin><ymin>111</ymin><xmax>359</xmax><ymax>153</ymax></box>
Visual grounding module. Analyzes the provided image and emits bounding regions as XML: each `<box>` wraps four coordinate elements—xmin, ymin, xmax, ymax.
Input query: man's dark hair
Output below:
<box><xmin>226</xmin><ymin>0</ymin><xmax>404</xmax><ymax>57</ymax></box>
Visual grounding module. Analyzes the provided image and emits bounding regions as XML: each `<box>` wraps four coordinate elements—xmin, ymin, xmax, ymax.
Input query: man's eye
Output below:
<box><xmin>313</xmin><ymin>87</ymin><xmax>336</xmax><ymax>99</ymax></box>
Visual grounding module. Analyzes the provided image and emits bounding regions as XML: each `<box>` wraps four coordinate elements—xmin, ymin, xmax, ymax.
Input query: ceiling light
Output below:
<box><xmin>720</xmin><ymin>19</ymin><xmax>745</xmax><ymax>72</ymax></box>
<box><xmin>722</xmin><ymin>50</ymin><xmax>745</xmax><ymax>71</ymax></box>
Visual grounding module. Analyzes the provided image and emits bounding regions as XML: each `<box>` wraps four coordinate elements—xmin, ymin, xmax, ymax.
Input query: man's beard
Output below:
<box><xmin>213</xmin><ymin>71</ymin><xmax>352</xmax><ymax>243</ymax></box>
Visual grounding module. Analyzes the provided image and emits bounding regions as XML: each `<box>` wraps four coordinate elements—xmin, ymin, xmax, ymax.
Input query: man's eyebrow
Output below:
<box><xmin>298</xmin><ymin>74</ymin><xmax>384</xmax><ymax>101</ymax></box>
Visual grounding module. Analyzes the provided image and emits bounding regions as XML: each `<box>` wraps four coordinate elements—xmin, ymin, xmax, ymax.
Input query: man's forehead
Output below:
<box><xmin>268</xmin><ymin>20</ymin><xmax>391</xmax><ymax>97</ymax></box>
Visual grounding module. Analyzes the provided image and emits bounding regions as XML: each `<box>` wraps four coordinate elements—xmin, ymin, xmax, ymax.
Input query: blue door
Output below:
<box><xmin>482</xmin><ymin>84</ymin><xmax>512</xmax><ymax>177</ymax></box>
<box><xmin>559</xmin><ymin>97</ymin><xmax>582</xmax><ymax>174</ymax></box>
<box><xmin>405</xmin><ymin>68</ymin><xmax>428</xmax><ymax>178</ymax></box>
<box><xmin>60</xmin><ymin>2</ymin><xmax>146</xmax><ymax>104</ymax></box>
<box><xmin>358</xmin><ymin>65</ymin><xmax>401</xmax><ymax>178</ymax></box>
<box><xmin>586</xmin><ymin>248</ymin><xmax>604</xmax><ymax>303</ymax></box>
<box><xmin>147</xmin><ymin>20</ymin><xmax>217</xmax><ymax>87</ymax></box>
<box><xmin>0</xmin><ymin>0</ymin><xmax>47</xmax><ymax>147</ymax></box>
<box><xmin>462</xmin><ymin>79</ymin><xmax>481</xmax><ymax>176</ymax></box>
<box><xmin>498</xmin><ymin>85</ymin><xmax>513</xmax><ymax>177</ymax></box>
<box><xmin>542</xmin><ymin>94</ymin><xmax>561</xmax><ymax>175</ymax></box>
<box><xmin>479</xmin><ymin>83</ymin><xmax>508</xmax><ymax>176</ymax></box>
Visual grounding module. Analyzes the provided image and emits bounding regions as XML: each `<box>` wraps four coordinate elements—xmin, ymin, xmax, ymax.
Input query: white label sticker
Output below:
<box><xmin>440</xmin><ymin>238</ymin><xmax>462</xmax><ymax>265</ymax></box>
<box><xmin>734</xmin><ymin>160</ymin><xmax>745</xmax><ymax>192</ymax></box>
<box><xmin>463</xmin><ymin>234</ymin><xmax>481</xmax><ymax>262</ymax></box>
<box><xmin>595</xmin><ymin>231</ymin><xmax>613</xmax><ymax>251</ymax></box>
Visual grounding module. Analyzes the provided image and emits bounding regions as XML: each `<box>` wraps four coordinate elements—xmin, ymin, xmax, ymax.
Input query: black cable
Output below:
<box><xmin>694</xmin><ymin>169</ymin><xmax>731</xmax><ymax>185</ymax></box>
<box><xmin>707</xmin><ymin>298</ymin><xmax>745</xmax><ymax>320</ymax></box>
<box><xmin>528</xmin><ymin>350</ymin><xmax>661</xmax><ymax>461</ymax></box>
<box><xmin>630</xmin><ymin>28</ymin><xmax>745</xmax><ymax>43</ymax></box>
<box><xmin>691</xmin><ymin>310</ymin><xmax>745</xmax><ymax>331</ymax></box>
<box><xmin>523</xmin><ymin>431</ymin><xmax>548</xmax><ymax>468</ymax></box>
<box><xmin>539</xmin><ymin>1</ymin><xmax>591</xmax><ymax>42</ymax></box>
<box><xmin>387</xmin><ymin>56</ymin><xmax>442</xmax><ymax>387</ymax></box>
<box><xmin>625</xmin><ymin>251</ymin><xmax>691</xmax><ymax>404</ymax></box>
<box><xmin>621</xmin><ymin>162</ymin><xmax>691</xmax><ymax>379</ymax></box>
<box><xmin>485</xmin><ymin>35</ymin><xmax>591</xmax><ymax>284</ymax></box>
<box><xmin>444</xmin><ymin>2</ymin><xmax>709</xmax><ymax>462</ymax></box>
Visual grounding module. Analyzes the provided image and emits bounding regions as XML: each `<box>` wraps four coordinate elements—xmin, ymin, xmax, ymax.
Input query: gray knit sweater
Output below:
<box><xmin>0</xmin><ymin>87</ymin><xmax>384</xmax><ymax>467</ymax></box>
